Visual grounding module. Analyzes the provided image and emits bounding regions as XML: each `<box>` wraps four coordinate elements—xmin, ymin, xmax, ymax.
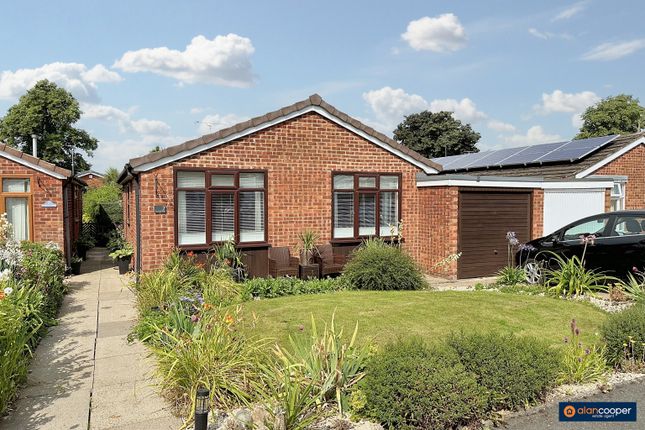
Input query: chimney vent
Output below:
<box><xmin>30</xmin><ymin>134</ymin><xmax>38</xmax><ymax>158</ymax></box>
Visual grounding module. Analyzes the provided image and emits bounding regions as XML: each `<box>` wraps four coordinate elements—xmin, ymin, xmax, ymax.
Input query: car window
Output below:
<box><xmin>610</xmin><ymin>215</ymin><xmax>645</xmax><ymax>236</ymax></box>
<box><xmin>562</xmin><ymin>217</ymin><xmax>609</xmax><ymax>241</ymax></box>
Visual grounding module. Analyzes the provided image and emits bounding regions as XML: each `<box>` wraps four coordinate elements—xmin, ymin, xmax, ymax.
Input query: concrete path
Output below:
<box><xmin>1</xmin><ymin>248</ymin><xmax>182</xmax><ymax>430</ymax></box>
<box><xmin>504</xmin><ymin>378</ymin><xmax>645</xmax><ymax>430</ymax></box>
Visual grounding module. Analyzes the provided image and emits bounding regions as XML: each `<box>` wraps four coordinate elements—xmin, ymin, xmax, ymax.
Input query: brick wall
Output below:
<box><xmin>129</xmin><ymin>112</ymin><xmax>444</xmax><ymax>272</ymax></box>
<box><xmin>82</xmin><ymin>175</ymin><xmax>105</xmax><ymax>189</ymax></box>
<box><xmin>595</xmin><ymin>144</ymin><xmax>645</xmax><ymax>209</ymax></box>
<box><xmin>418</xmin><ymin>186</ymin><xmax>459</xmax><ymax>278</ymax></box>
<box><xmin>0</xmin><ymin>157</ymin><xmax>65</xmax><ymax>250</ymax></box>
<box><xmin>531</xmin><ymin>189</ymin><xmax>544</xmax><ymax>239</ymax></box>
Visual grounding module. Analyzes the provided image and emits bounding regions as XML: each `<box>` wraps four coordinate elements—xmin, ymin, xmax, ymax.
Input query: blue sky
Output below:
<box><xmin>1</xmin><ymin>0</ymin><xmax>644</xmax><ymax>172</ymax></box>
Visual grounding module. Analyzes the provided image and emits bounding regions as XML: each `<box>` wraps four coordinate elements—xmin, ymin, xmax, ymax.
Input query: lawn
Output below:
<box><xmin>242</xmin><ymin>290</ymin><xmax>607</xmax><ymax>347</ymax></box>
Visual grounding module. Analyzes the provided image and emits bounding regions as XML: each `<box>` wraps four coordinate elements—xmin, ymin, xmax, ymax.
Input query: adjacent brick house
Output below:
<box><xmin>0</xmin><ymin>143</ymin><xmax>84</xmax><ymax>264</ymax></box>
<box><xmin>77</xmin><ymin>170</ymin><xmax>105</xmax><ymax>188</ymax></box>
<box><xmin>118</xmin><ymin>95</ymin><xmax>643</xmax><ymax>279</ymax></box>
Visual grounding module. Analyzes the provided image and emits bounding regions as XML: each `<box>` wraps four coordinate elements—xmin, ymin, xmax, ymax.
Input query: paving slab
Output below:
<box><xmin>0</xmin><ymin>248</ymin><xmax>182</xmax><ymax>430</ymax></box>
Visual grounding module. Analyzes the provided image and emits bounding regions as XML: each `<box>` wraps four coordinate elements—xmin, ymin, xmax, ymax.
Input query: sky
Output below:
<box><xmin>1</xmin><ymin>0</ymin><xmax>644</xmax><ymax>172</ymax></box>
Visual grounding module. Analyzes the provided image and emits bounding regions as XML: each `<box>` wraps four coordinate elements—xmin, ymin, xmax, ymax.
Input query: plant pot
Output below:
<box><xmin>77</xmin><ymin>247</ymin><xmax>87</xmax><ymax>260</ymax></box>
<box><xmin>71</xmin><ymin>261</ymin><xmax>82</xmax><ymax>275</ymax></box>
<box><xmin>117</xmin><ymin>256</ymin><xmax>131</xmax><ymax>275</ymax></box>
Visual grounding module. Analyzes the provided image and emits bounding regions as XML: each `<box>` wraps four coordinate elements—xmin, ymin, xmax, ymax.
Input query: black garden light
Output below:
<box><xmin>194</xmin><ymin>387</ymin><xmax>209</xmax><ymax>430</ymax></box>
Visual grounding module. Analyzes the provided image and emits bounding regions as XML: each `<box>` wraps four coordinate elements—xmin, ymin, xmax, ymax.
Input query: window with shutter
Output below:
<box><xmin>332</xmin><ymin>173</ymin><xmax>401</xmax><ymax>240</ymax></box>
<box><xmin>175</xmin><ymin>170</ymin><xmax>266</xmax><ymax>247</ymax></box>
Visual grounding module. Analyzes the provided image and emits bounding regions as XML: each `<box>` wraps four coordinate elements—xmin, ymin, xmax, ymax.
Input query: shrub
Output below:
<box><xmin>241</xmin><ymin>277</ymin><xmax>346</xmax><ymax>300</ymax></box>
<box><xmin>341</xmin><ymin>239</ymin><xmax>427</xmax><ymax>291</ymax></box>
<box><xmin>134</xmin><ymin>268</ymin><xmax>192</xmax><ymax>315</ymax></box>
<box><xmin>201</xmin><ymin>268</ymin><xmax>242</xmax><ymax>307</ymax></box>
<box><xmin>83</xmin><ymin>182</ymin><xmax>122</xmax><ymax>223</ymax></box>
<box><xmin>19</xmin><ymin>242</ymin><xmax>66</xmax><ymax>319</ymax></box>
<box><xmin>496</xmin><ymin>265</ymin><xmax>526</xmax><ymax>286</ymax></box>
<box><xmin>360</xmin><ymin>338</ymin><xmax>488</xmax><ymax>429</ymax></box>
<box><xmin>447</xmin><ymin>332</ymin><xmax>560</xmax><ymax>410</ymax></box>
<box><xmin>601</xmin><ymin>304</ymin><xmax>645</xmax><ymax>368</ymax></box>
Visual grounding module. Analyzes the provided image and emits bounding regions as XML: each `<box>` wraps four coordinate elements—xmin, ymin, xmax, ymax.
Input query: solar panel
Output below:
<box><xmin>499</xmin><ymin>141</ymin><xmax>566</xmax><ymax>166</ymax></box>
<box><xmin>465</xmin><ymin>147</ymin><xmax>526</xmax><ymax>169</ymax></box>
<box><xmin>439</xmin><ymin>151</ymin><xmax>489</xmax><ymax>170</ymax></box>
<box><xmin>536</xmin><ymin>135</ymin><xmax>618</xmax><ymax>163</ymax></box>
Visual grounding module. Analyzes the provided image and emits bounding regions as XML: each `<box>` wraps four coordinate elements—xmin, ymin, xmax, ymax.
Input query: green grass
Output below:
<box><xmin>242</xmin><ymin>291</ymin><xmax>607</xmax><ymax>348</ymax></box>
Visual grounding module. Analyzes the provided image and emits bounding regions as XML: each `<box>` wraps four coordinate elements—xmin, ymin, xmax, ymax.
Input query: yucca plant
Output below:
<box><xmin>622</xmin><ymin>271</ymin><xmax>645</xmax><ymax>304</ymax></box>
<box><xmin>273</xmin><ymin>314</ymin><xmax>369</xmax><ymax>416</ymax></box>
<box><xmin>543</xmin><ymin>252</ymin><xmax>614</xmax><ymax>297</ymax></box>
<box><xmin>296</xmin><ymin>230</ymin><xmax>319</xmax><ymax>265</ymax></box>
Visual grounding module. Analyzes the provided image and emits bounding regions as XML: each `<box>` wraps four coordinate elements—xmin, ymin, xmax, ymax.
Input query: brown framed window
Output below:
<box><xmin>0</xmin><ymin>177</ymin><xmax>32</xmax><ymax>241</ymax></box>
<box><xmin>332</xmin><ymin>173</ymin><xmax>401</xmax><ymax>240</ymax></box>
<box><xmin>175</xmin><ymin>170</ymin><xmax>267</xmax><ymax>247</ymax></box>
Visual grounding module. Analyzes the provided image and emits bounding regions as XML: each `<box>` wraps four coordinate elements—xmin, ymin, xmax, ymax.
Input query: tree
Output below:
<box><xmin>0</xmin><ymin>80</ymin><xmax>98</xmax><ymax>170</ymax></box>
<box><xmin>576</xmin><ymin>94</ymin><xmax>645</xmax><ymax>139</ymax></box>
<box><xmin>103</xmin><ymin>167</ymin><xmax>120</xmax><ymax>185</ymax></box>
<box><xmin>393</xmin><ymin>111</ymin><xmax>480</xmax><ymax>158</ymax></box>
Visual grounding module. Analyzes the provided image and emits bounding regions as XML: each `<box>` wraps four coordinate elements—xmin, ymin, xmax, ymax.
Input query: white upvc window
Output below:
<box><xmin>610</xmin><ymin>181</ymin><xmax>626</xmax><ymax>211</ymax></box>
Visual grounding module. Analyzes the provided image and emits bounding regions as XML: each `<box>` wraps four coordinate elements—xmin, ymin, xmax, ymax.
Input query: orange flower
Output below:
<box><xmin>0</xmin><ymin>291</ymin><xmax>4</xmax><ymax>300</ymax></box>
<box><xmin>187</xmin><ymin>251</ymin><xmax>195</xmax><ymax>257</ymax></box>
<box><xmin>224</xmin><ymin>314</ymin><xmax>234</xmax><ymax>325</ymax></box>
<box><xmin>203</xmin><ymin>303</ymin><xmax>213</xmax><ymax>311</ymax></box>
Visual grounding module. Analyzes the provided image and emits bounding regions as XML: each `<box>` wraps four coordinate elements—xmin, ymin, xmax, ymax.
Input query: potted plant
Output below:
<box><xmin>297</xmin><ymin>229</ymin><xmax>320</xmax><ymax>279</ymax></box>
<box><xmin>75</xmin><ymin>231</ymin><xmax>96</xmax><ymax>260</ymax></box>
<box><xmin>109</xmin><ymin>242</ymin><xmax>134</xmax><ymax>275</ymax></box>
<box><xmin>70</xmin><ymin>255</ymin><xmax>83</xmax><ymax>275</ymax></box>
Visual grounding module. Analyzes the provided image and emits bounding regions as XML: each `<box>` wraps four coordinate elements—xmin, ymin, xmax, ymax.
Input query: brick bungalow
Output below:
<box><xmin>118</xmin><ymin>95</ymin><xmax>643</xmax><ymax>279</ymax></box>
<box><xmin>77</xmin><ymin>170</ymin><xmax>105</xmax><ymax>188</ymax></box>
<box><xmin>0</xmin><ymin>142</ymin><xmax>84</xmax><ymax>264</ymax></box>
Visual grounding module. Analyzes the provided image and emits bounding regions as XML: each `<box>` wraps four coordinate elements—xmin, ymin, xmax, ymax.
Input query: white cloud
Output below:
<box><xmin>487</xmin><ymin>120</ymin><xmax>516</xmax><ymax>132</ymax></box>
<box><xmin>197</xmin><ymin>113</ymin><xmax>248</xmax><ymax>134</ymax></box>
<box><xmin>363</xmin><ymin>87</ymin><xmax>486</xmax><ymax>133</ymax></box>
<box><xmin>0</xmin><ymin>62</ymin><xmax>122</xmax><ymax>101</ymax></box>
<box><xmin>82</xmin><ymin>103</ymin><xmax>171</xmax><ymax>136</ymax></box>
<box><xmin>362</xmin><ymin>87</ymin><xmax>429</xmax><ymax>132</ymax></box>
<box><xmin>190</xmin><ymin>107</ymin><xmax>205</xmax><ymax>114</ymax></box>
<box><xmin>401</xmin><ymin>14</ymin><xmax>467</xmax><ymax>52</ymax></box>
<box><xmin>429</xmin><ymin>97</ymin><xmax>486</xmax><ymax>123</ymax></box>
<box><xmin>581</xmin><ymin>39</ymin><xmax>645</xmax><ymax>61</ymax></box>
<box><xmin>553</xmin><ymin>1</ymin><xmax>587</xmax><ymax>21</ymax></box>
<box><xmin>89</xmin><ymin>134</ymin><xmax>190</xmax><ymax>172</ymax></box>
<box><xmin>534</xmin><ymin>89</ymin><xmax>599</xmax><ymax>127</ymax></box>
<box><xmin>502</xmin><ymin>126</ymin><xmax>562</xmax><ymax>146</ymax></box>
<box><xmin>113</xmin><ymin>34</ymin><xmax>255</xmax><ymax>87</ymax></box>
<box><xmin>528</xmin><ymin>28</ymin><xmax>549</xmax><ymax>40</ymax></box>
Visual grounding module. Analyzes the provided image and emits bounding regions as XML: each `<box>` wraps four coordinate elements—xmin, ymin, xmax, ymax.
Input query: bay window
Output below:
<box><xmin>176</xmin><ymin>170</ymin><xmax>266</xmax><ymax>247</ymax></box>
<box><xmin>332</xmin><ymin>173</ymin><xmax>401</xmax><ymax>240</ymax></box>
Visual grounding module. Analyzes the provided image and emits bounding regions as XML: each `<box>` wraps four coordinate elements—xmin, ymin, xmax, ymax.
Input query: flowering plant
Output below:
<box><xmin>558</xmin><ymin>319</ymin><xmax>608</xmax><ymax>384</ymax></box>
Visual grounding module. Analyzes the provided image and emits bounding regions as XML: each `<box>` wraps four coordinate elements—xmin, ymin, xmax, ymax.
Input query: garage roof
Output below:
<box><xmin>432</xmin><ymin>133</ymin><xmax>645</xmax><ymax>179</ymax></box>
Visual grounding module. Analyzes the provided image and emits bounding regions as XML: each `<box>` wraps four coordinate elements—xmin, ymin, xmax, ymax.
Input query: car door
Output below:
<box><xmin>599</xmin><ymin>213</ymin><xmax>645</xmax><ymax>277</ymax></box>
<box><xmin>557</xmin><ymin>214</ymin><xmax>612</xmax><ymax>271</ymax></box>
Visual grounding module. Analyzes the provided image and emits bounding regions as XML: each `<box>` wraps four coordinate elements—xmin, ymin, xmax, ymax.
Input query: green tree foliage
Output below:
<box><xmin>103</xmin><ymin>167</ymin><xmax>120</xmax><ymax>185</ymax></box>
<box><xmin>394</xmin><ymin>111</ymin><xmax>481</xmax><ymax>158</ymax></box>
<box><xmin>83</xmin><ymin>182</ymin><xmax>122</xmax><ymax>224</ymax></box>
<box><xmin>0</xmin><ymin>80</ymin><xmax>98</xmax><ymax>170</ymax></box>
<box><xmin>576</xmin><ymin>94</ymin><xmax>645</xmax><ymax>139</ymax></box>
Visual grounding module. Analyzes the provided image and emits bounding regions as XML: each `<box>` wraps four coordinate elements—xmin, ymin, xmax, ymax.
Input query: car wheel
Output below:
<box><xmin>524</xmin><ymin>259</ymin><xmax>544</xmax><ymax>285</ymax></box>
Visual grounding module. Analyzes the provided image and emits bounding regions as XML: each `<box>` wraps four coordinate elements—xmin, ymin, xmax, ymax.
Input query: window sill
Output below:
<box><xmin>178</xmin><ymin>242</ymin><xmax>271</xmax><ymax>251</ymax></box>
<box><xmin>330</xmin><ymin>237</ymin><xmax>404</xmax><ymax>245</ymax></box>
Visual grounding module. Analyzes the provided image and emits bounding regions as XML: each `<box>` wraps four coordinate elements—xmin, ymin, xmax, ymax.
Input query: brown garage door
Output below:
<box><xmin>458</xmin><ymin>190</ymin><xmax>531</xmax><ymax>278</ymax></box>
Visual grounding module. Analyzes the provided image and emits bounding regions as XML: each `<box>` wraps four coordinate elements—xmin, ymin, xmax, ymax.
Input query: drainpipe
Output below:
<box><xmin>134</xmin><ymin>174</ymin><xmax>142</xmax><ymax>276</ymax></box>
<box><xmin>31</xmin><ymin>134</ymin><xmax>38</xmax><ymax>157</ymax></box>
<box><xmin>63</xmin><ymin>181</ymin><xmax>71</xmax><ymax>267</ymax></box>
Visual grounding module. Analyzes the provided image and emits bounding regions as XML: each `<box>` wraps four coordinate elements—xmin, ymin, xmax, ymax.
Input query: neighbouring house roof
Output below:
<box><xmin>77</xmin><ymin>170</ymin><xmax>105</xmax><ymax>178</ymax></box>
<box><xmin>123</xmin><ymin>94</ymin><xmax>442</xmax><ymax>176</ymax></box>
<box><xmin>432</xmin><ymin>133</ymin><xmax>645</xmax><ymax>180</ymax></box>
<box><xmin>0</xmin><ymin>142</ymin><xmax>72</xmax><ymax>180</ymax></box>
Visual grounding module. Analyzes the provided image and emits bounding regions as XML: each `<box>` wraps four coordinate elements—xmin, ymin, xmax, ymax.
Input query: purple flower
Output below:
<box><xmin>518</xmin><ymin>243</ymin><xmax>536</xmax><ymax>252</ymax></box>
<box><xmin>585</xmin><ymin>348</ymin><xmax>591</xmax><ymax>355</ymax></box>
<box><xmin>579</xmin><ymin>234</ymin><xmax>596</xmax><ymax>246</ymax></box>
<box><xmin>190</xmin><ymin>314</ymin><xmax>200</xmax><ymax>323</ymax></box>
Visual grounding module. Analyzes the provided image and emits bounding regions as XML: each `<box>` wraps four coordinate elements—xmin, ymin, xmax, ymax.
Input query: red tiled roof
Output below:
<box><xmin>0</xmin><ymin>143</ymin><xmax>72</xmax><ymax>178</ymax></box>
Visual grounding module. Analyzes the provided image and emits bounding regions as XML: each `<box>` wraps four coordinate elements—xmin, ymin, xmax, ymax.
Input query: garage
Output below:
<box><xmin>543</xmin><ymin>188</ymin><xmax>607</xmax><ymax>236</ymax></box>
<box><xmin>458</xmin><ymin>189</ymin><xmax>532</xmax><ymax>278</ymax></box>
